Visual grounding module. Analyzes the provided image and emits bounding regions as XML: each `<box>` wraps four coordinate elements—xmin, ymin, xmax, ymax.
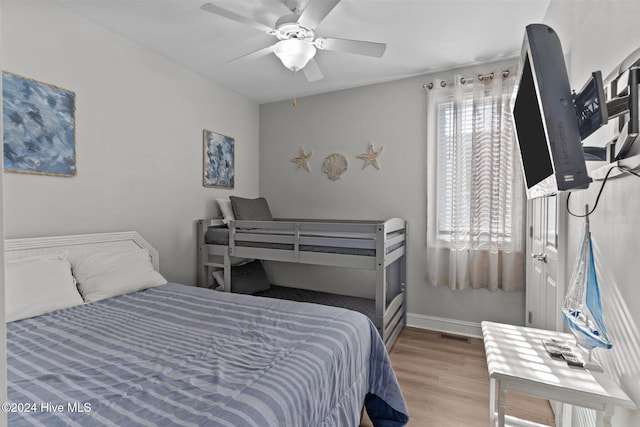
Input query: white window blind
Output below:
<box><xmin>434</xmin><ymin>95</ymin><xmax>517</xmax><ymax>249</ymax></box>
<box><xmin>426</xmin><ymin>69</ymin><xmax>525</xmax><ymax>291</ymax></box>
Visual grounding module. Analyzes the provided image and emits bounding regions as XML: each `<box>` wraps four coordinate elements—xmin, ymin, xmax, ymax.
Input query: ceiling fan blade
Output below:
<box><xmin>297</xmin><ymin>0</ymin><xmax>340</xmax><ymax>30</ymax></box>
<box><xmin>227</xmin><ymin>45</ymin><xmax>275</xmax><ymax>64</ymax></box>
<box><xmin>201</xmin><ymin>3</ymin><xmax>275</xmax><ymax>34</ymax></box>
<box><xmin>302</xmin><ymin>58</ymin><xmax>323</xmax><ymax>82</ymax></box>
<box><xmin>315</xmin><ymin>37</ymin><xmax>386</xmax><ymax>58</ymax></box>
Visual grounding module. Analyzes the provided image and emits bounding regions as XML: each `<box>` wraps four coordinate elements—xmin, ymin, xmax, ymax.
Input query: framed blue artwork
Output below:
<box><xmin>2</xmin><ymin>71</ymin><xmax>77</xmax><ymax>176</ymax></box>
<box><xmin>203</xmin><ymin>129</ymin><xmax>234</xmax><ymax>188</ymax></box>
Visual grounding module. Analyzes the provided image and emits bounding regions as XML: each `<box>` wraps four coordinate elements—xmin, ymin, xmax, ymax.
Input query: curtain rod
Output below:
<box><xmin>423</xmin><ymin>70</ymin><xmax>510</xmax><ymax>90</ymax></box>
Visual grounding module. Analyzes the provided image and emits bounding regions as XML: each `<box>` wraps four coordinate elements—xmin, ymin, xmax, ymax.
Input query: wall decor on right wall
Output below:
<box><xmin>203</xmin><ymin>129</ymin><xmax>234</xmax><ymax>189</ymax></box>
<box><xmin>356</xmin><ymin>143</ymin><xmax>383</xmax><ymax>170</ymax></box>
<box><xmin>321</xmin><ymin>153</ymin><xmax>349</xmax><ymax>181</ymax></box>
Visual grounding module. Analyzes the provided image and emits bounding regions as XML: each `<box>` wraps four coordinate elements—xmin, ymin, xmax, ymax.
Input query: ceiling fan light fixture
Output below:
<box><xmin>273</xmin><ymin>39</ymin><xmax>316</xmax><ymax>72</ymax></box>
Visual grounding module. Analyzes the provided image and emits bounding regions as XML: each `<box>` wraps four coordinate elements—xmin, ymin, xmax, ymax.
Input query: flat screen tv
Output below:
<box><xmin>512</xmin><ymin>24</ymin><xmax>592</xmax><ymax>199</ymax></box>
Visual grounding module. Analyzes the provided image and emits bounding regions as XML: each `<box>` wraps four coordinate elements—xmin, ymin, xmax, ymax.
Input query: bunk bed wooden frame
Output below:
<box><xmin>197</xmin><ymin>217</ymin><xmax>407</xmax><ymax>349</ymax></box>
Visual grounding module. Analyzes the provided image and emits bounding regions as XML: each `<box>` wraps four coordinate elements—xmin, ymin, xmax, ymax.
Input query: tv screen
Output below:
<box><xmin>512</xmin><ymin>24</ymin><xmax>592</xmax><ymax>199</ymax></box>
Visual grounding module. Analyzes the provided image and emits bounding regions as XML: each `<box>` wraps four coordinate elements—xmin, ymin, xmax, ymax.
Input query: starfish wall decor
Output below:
<box><xmin>290</xmin><ymin>147</ymin><xmax>312</xmax><ymax>172</ymax></box>
<box><xmin>356</xmin><ymin>143</ymin><xmax>383</xmax><ymax>170</ymax></box>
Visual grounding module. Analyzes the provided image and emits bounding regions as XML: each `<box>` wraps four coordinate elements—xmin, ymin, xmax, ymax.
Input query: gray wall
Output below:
<box><xmin>546</xmin><ymin>2</ymin><xmax>640</xmax><ymax>425</ymax></box>
<box><xmin>1</xmin><ymin>1</ymin><xmax>260</xmax><ymax>286</ymax></box>
<box><xmin>259</xmin><ymin>61</ymin><xmax>525</xmax><ymax>333</ymax></box>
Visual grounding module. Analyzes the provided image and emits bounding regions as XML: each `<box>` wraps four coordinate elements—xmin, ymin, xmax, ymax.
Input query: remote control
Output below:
<box><xmin>542</xmin><ymin>340</ymin><xmax>571</xmax><ymax>357</ymax></box>
<box><xmin>563</xmin><ymin>354</ymin><xmax>585</xmax><ymax>367</ymax></box>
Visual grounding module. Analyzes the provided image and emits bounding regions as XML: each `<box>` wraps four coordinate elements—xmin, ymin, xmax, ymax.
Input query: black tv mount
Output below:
<box><xmin>607</xmin><ymin>65</ymin><xmax>639</xmax><ymax>159</ymax></box>
<box><xmin>574</xmin><ymin>49</ymin><xmax>640</xmax><ymax>162</ymax></box>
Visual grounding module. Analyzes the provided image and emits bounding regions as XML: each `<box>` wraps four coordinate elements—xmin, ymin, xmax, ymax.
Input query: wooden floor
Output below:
<box><xmin>361</xmin><ymin>327</ymin><xmax>556</xmax><ymax>427</ymax></box>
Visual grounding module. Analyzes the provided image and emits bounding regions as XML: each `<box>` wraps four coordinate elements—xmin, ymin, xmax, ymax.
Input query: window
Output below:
<box><xmin>436</xmin><ymin>99</ymin><xmax>470</xmax><ymax>240</ymax></box>
<box><xmin>432</xmin><ymin>87</ymin><xmax>520</xmax><ymax>250</ymax></box>
<box><xmin>425</xmin><ymin>70</ymin><xmax>525</xmax><ymax>291</ymax></box>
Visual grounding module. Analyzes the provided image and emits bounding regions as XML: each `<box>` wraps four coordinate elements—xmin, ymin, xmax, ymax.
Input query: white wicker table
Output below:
<box><xmin>481</xmin><ymin>321</ymin><xmax>636</xmax><ymax>427</ymax></box>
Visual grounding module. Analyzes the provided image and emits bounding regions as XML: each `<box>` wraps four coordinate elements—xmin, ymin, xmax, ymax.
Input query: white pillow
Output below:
<box><xmin>72</xmin><ymin>248</ymin><xmax>167</xmax><ymax>302</ymax></box>
<box><xmin>212</xmin><ymin>270</ymin><xmax>224</xmax><ymax>290</ymax></box>
<box><xmin>217</xmin><ymin>198</ymin><xmax>235</xmax><ymax>224</ymax></box>
<box><xmin>5</xmin><ymin>254</ymin><xmax>84</xmax><ymax>323</ymax></box>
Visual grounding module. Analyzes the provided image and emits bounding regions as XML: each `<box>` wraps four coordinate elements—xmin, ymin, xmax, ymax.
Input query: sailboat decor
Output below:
<box><xmin>562</xmin><ymin>214</ymin><xmax>612</xmax><ymax>351</ymax></box>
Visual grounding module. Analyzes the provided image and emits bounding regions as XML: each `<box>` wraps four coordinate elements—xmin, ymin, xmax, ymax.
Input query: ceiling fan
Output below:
<box><xmin>201</xmin><ymin>0</ymin><xmax>387</xmax><ymax>82</ymax></box>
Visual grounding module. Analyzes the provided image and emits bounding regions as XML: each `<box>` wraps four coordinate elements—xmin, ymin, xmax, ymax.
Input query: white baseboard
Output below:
<box><xmin>407</xmin><ymin>313</ymin><xmax>482</xmax><ymax>338</ymax></box>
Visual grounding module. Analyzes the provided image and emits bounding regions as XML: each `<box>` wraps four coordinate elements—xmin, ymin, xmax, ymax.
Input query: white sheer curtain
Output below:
<box><xmin>426</xmin><ymin>68</ymin><xmax>525</xmax><ymax>292</ymax></box>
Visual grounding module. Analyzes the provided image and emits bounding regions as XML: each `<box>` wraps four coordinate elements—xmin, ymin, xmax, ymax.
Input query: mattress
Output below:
<box><xmin>7</xmin><ymin>283</ymin><xmax>408</xmax><ymax>426</ymax></box>
<box><xmin>256</xmin><ymin>285</ymin><xmax>376</xmax><ymax>323</ymax></box>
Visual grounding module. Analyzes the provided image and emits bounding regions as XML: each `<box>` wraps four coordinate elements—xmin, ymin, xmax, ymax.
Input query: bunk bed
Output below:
<box><xmin>197</xmin><ymin>215</ymin><xmax>407</xmax><ymax>349</ymax></box>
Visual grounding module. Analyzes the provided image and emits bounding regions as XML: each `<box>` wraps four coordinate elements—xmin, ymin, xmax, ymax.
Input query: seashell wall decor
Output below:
<box><xmin>321</xmin><ymin>153</ymin><xmax>349</xmax><ymax>181</ymax></box>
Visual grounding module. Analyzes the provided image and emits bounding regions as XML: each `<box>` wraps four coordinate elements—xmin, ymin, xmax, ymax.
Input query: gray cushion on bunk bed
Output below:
<box><xmin>230</xmin><ymin>196</ymin><xmax>273</xmax><ymax>221</ymax></box>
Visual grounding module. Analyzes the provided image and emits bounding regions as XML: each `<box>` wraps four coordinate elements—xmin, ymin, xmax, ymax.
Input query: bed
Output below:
<box><xmin>5</xmin><ymin>231</ymin><xmax>409</xmax><ymax>427</ymax></box>
<box><xmin>197</xmin><ymin>203</ymin><xmax>407</xmax><ymax>350</ymax></box>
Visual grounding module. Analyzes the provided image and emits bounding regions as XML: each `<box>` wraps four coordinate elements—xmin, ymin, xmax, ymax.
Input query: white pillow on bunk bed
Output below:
<box><xmin>5</xmin><ymin>254</ymin><xmax>84</xmax><ymax>323</ymax></box>
<box><xmin>71</xmin><ymin>248</ymin><xmax>167</xmax><ymax>302</ymax></box>
<box><xmin>216</xmin><ymin>198</ymin><xmax>235</xmax><ymax>225</ymax></box>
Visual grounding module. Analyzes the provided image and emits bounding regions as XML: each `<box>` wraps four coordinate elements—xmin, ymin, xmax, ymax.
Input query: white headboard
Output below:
<box><xmin>4</xmin><ymin>231</ymin><xmax>160</xmax><ymax>271</ymax></box>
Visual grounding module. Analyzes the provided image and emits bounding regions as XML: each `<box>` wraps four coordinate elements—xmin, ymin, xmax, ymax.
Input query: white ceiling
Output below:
<box><xmin>56</xmin><ymin>0</ymin><xmax>551</xmax><ymax>104</ymax></box>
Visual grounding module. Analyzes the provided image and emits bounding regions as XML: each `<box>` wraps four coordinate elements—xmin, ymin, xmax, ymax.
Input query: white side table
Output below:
<box><xmin>481</xmin><ymin>321</ymin><xmax>636</xmax><ymax>427</ymax></box>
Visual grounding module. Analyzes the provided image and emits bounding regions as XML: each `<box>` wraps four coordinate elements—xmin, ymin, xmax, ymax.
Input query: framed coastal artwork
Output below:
<box><xmin>2</xmin><ymin>71</ymin><xmax>77</xmax><ymax>176</ymax></box>
<box><xmin>203</xmin><ymin>129</ymin><xmax>234</xmax><ymax>188</ymax></box>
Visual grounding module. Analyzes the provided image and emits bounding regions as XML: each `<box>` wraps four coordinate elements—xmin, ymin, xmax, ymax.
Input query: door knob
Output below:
<box><xmin>531</xmin><ymin>252</ymin><xmax>547</xmax><ymax>262</ymax></box>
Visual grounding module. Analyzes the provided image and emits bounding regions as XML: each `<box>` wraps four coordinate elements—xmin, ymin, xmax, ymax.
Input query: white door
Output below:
<box><xmin>526</xmin><ymin>195</ymin><xmax>564</xmax><ymax>331</ymax></box>
<box><xmin>526</xmin><ymin>195</ymin><xmax>573</xmax><ymax>427</ymax></box>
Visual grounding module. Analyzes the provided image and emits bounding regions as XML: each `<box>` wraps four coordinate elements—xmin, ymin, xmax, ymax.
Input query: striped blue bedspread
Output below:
<box><xmin>7</xmin><ymin>283</ymin><xmax>408</xmax><ymax>426</ymax></box>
